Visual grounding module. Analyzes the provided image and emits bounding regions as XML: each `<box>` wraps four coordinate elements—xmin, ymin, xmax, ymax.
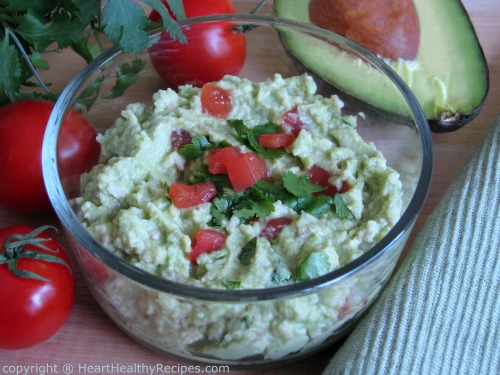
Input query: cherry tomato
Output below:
<box><xmin>208</xmin><ymin>146</ymin><xmax>268</xmax><ymax>192</ymax></box>
<box><xmin>259</xmin><ymin>217</ymin><xmax>293</xmax><ymax>239</ymax></box>
<box><xmin>201</xmin><ymin>83</ymin><xmax>233</xmax><ymax>119</ymax></box>
<box><xmin>169</xmin><ymin>181</ymin><xmax>217</xmax><ymax>208</ymax></box>
<box><xmin>189</xmin><ymin>229</ymin><xmax>226</xmax><ymax>263</ymax></box>
<box><xmin>258</xmin><ymin>133</ymin><xmax>295</xmax><ymax>148</ymax></box>
<box><xmin>0</xmin><ymin>99</ymin><xmax>100</xmax><ymax>213</ymax></box>
<box><xmin>148</xmin><ymin>0</ymin><xmax>246</xmax><ymax>89</ymax></box>
<box><xmin>0</xmin><ymin>225</ymin><xmax>75</xmax><ymax>349</ymax></box>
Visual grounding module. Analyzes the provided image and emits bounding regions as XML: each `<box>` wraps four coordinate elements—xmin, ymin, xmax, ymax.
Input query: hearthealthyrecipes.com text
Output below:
<box><xmin>2</xmin><ymin>363</ymin><xmax>231</xmax><ymax>375</ymax></box>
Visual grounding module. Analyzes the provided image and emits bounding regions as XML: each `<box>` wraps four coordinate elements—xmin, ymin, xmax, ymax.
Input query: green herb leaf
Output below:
<box><xmin>102</xmin><ymin>0</ymin><xmax>151</xmax><ymax>54</ymax></box>
<box><xmin>0</xmin><ymin>33</ymin><xmax>22</xmax><ymax>103</ymax></box>
<box><xmin>233</xmin><ymin>187</ymin><xmax>275</xmax><ymax>220</ymax></box>
<box><xmin>333</xmin><ymin>193</ymin><xmax>356</xmax><ymax>221</ymax></box>
<box><xmin>228</xmin><ymin>119</ymin><xmax>285</xmax><ymax>160</ymax></box>
<box><xmin>282</xmin><ymin>171</ymin><xmax>325</xmax><ymax>197</ymax></box>
<box><xmin>142</xmin><ymin>0</ymin><xmax>186</xmax><ymax>42</ymax></box>
<box><xmin>296</xmin><ymin>251</ymin><xmax>330</xmax><ymax>281</ymax></box>
<box><xmin>238</xmin><ymin>237</ymin><xmax>257</xmax><ymax>266</ymax></box>
<box><xmin>179</xmin><ymin>136</ymin><xmax>214</xmax><ymax>161</ymax></box>
<box><xmin>222</xmin><ymin>277</ymin><xmax>241</xmax><ymax>290</ymax></box>
<box><xmin>102</xmin><ymin>59</ymin><xmax>145</xmax><ymax>99</ymax></box>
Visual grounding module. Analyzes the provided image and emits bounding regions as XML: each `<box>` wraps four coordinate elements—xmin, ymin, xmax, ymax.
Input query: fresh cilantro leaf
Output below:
<box><xmin>296</xmin><ymin>251</ymin><xmax>330</xmax><ymax>281</ymax></box>
<box><xmin>102</xmin><ymin>0</ymin><xmax>151</xmax><ymax>54</ymax></box>
<box><xmin>222</xmin><ymin>277</ymin><xmax>241</xmax><ymax>290</ymax></box>
<box><xmin>29</xmin><ymin>51</ymin><xmax>48</xmax><ymax>70</ymax></box>
<box><xmin>179</xmin><ymin>136</ymin><xmax>214</xmax><ymax>161</ymax></box>
<box><xmin>238</xmin><ymin>237</ymin><xmax>257</xmax><ymax>266</ymax></box>
<box><xmin>333</xmin><ymin>194</ymin><xmax>356</xmax><ymax>221</ymax></box>
<box><xmin>283</xmin><ymin>171</ymin><xmax>325</xmax><ymax>197</ymax></box>
<box><xmin>103</xmin><ymin>0</ymin><xmax>185</xmax><ymax>54</ymax></box>
<box><xmin>13</xmin><ymin>7</ymin><xmax>88</xmax><ymax>51</ymax></box>
<box><xmin>71</xmin><ymin>33</ymin><xmax>102</xmax><ymax>64</ymax></box>
<box><xmin>233</xmin><ymin>187</ymin><xmax>275</xmax><ymax>219</ymax></box>
<box><xmin>0</xmin><ymin>33</ymin><xmax>22</xmax><ymax>103</ymax></box>
<box><xmin>142</xmin><ymin>0</ymin><xmax>186</xmax><ymax>42</ymax></box>
<box><xmin>301</xmin><ymin>195</ymin><xmax>334</xmax><ymax>215</ymax></box>
<box><xmin>271</xmin><ymin>261</ymin><xmax>292</xmax><ymax>284</ymax></box>
<box><xmin>102</xmin><ymin>58</ymin><xmax>146</xmax><ymax>99</ymax></box>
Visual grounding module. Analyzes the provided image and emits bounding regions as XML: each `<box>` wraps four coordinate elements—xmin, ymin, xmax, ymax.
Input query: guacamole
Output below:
<box><xmin>76</xmin><ymin>74</ymin><xmax>402</xmax><ymax>360</ymax></box>
<box><xmin>78</xmin><ymin>74</ymin><xmax>402</xmax><ymax>288</ymax></box>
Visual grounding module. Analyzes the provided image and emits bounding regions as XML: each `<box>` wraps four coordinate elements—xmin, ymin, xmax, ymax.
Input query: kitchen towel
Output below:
<box><xmin>324</xmin><ymin>117</ymin><xmax>500</xmax><ymax>375</ymax></box>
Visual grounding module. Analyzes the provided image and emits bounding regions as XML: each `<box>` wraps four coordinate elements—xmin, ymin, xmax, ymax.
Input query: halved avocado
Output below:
<box><xmin>274</xmin><ymin>0</ymin><xmax>489</xmax><ymax>132</ymax></box>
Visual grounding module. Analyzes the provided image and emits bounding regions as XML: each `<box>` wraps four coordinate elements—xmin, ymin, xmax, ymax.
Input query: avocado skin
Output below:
<box><xmin>274</xmin><ymin>0</ymin><xmax>489</xmax><ymax>133</ymax></box>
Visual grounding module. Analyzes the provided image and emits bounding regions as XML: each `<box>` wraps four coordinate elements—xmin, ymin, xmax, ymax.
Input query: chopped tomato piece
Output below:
<box><xmin>308</xmin><ymin>164</ymin><xmax>331</xmax><ymax>186</ymax></box>
<box><xmin>170</xmin><ymin>129</ymin><xmax>192</xmax><ymax>149</ymax></box>
<box><xmin>282</xmin><ymin>107</ymin><xmax>306</xmax><ymax>136</ymax></box>
<box><xmin>169</xmin><ymin>182</ymin><xmax>217</xmax><ymax>208</ymax></box>
<box><xmin>259</xmin><ymin>217</ymin><xmax>292</xmax><ymax>239</ymax></box>
<box><xmin>189</xmin><ymin>229</ymin><xmax>226</xmax><ymax>263</ymax></box>
<box><xmin>201</xmin><ymin>83</ymin><xmax>233</xmax><ymax>118</ymax></box>
<box><xmin>207</xmin><ymin>146</ymin><xmax>240</xmax><ymax>174</ymax></box>
<box><xmin>308</xmin><ymin>164</ymin><xmax>352</xmax><ymax>196</ymax></box>
<box><xmin>208</xmin><ymin>147</ymin><xmax>268</xmax><ymax>192</ymax></box>
<box><xmin>258</xmin><ymin>133</ymin><xmax>295</xmax><ymax>148</ymax></box>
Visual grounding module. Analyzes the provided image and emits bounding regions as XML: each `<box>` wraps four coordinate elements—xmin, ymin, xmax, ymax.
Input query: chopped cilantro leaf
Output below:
<box><xmin>282</xmin><ymin>171</ymin><xmax>325</xmax><ymax>197</ymax></box>
<box><xmin>179</xmin><ymin>136</ymin><xmax>214</xmax><ymax>161</ymax></box>
<box><xmin>333</xmin><ymin>194</ymin><xmax>356</xmax><ymax>221</ymax></box>
<box><xmin>222</xmin><ymin>277</ymin><xmax>241</xmax><ymax>290</ymax></box>
<box><xmin>296</xmin><ymin>252</ymin><xmax>330</xmax><ymax>281</ymax></box>
<box><xmin>238</xmin><ymin>237</ymin><xmax>257</xmax><ymax>266</ymax></box>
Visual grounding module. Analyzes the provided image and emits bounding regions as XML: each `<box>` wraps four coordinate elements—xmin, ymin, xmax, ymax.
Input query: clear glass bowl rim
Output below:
<box><xmin>42</xmin><ymin>13</ymin><xmax>433</xmax><ymax>302</ymax></box>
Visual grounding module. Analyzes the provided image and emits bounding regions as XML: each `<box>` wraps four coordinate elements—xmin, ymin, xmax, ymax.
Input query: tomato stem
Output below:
<box><xmin>0</xmin><ymin>226</ymin><xmax>72</xmax><ymax>282</ymax></box>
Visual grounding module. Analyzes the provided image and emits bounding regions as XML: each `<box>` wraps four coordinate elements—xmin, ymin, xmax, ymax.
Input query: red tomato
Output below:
<box><xmin>201</xmin><ymin>83</ymin><xmax>233</xmax><ymax>118</ymax></box>
<box><xmin>259</xmin><ymin>217</ymin><xmax>293</xmax><ymax>239</ymax></box>
<box><xmin>208</xmin><ymin>147</ymin><xmax>268</xmax><ymax>192</ymax></box>
<box><xmin>282</xmin><ymin>106</ymin><xmax>306</xmax><ymax>136</ymax></box>
<box><xmin>308</xmin><ymin>164</ymin><xmax>352</xmax><ymax>196</ymax></box>
<box><xmin>189</xmin><ymin>229</ymin><xmax>226</xmax><ymax>263</ymax></box>
<box><xmin>207</xmin><ymin>146</ymin><xmax>240</xmax><ymax>174</ymax></box>
<box><xmin>169</xmin><ymin>181</ymin><xmax>217</xmax><ymax>208</ymax></box>
<box><xmin>0</xmin><ymin>225</ymin><xmax>75</xmax><ymax>349</ymax></box>
<box><xmin>258</xmin><ymin>133</ymin><xmax>295</xmax><ymax>148</ymax></box>
<box><xmin>0</xmin><ymin>99</ymin><xmax>100</xmax><ymax>213</ymax></box>
<box><xmin>148</xmin><ymin>0</ymin><xmax>246</xmax><ymax>89</ymax></box>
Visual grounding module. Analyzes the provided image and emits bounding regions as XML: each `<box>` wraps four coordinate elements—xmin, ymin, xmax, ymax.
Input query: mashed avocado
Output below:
<box><xmin>78</xmin><ymin>74</ymin><xmax>402</xmax><ymax>287</ymax></box>
<box><xmin>77</xmin><ymin>74</ymin><xmax>402</xmax><ymax>360</ymax></box>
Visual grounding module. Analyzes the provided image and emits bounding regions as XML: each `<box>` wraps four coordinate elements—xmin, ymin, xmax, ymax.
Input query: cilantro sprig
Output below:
<box><xmin>0</xmin><ymin>0</ymin><xmax>185</xmax><ymax>105</ymax></box>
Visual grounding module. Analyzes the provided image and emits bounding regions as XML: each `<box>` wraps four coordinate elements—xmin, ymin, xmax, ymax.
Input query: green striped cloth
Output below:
<box><xmin>324</xmin><ymin>118</ymin><xmax>500</xmax><ymax>375</ymax></box>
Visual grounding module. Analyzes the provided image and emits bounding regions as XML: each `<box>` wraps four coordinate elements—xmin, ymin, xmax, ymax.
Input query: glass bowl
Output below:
<box><xmin>42</xmin><ymin>14</ymin><xmax>432</xmax><ymax>366</ymax></box>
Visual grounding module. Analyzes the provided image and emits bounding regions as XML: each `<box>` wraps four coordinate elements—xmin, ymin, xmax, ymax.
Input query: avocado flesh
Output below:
<box><xmin>274</xmin><ymin>0</ymin><xmax>489</xmax><ymax>132</ymax></box>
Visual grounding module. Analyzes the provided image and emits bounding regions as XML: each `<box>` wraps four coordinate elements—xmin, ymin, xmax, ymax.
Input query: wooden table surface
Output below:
<box><xmin>1</xmin><ymin>0</ymin><xmax>499</xmax><ymax>373</ymax></box>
